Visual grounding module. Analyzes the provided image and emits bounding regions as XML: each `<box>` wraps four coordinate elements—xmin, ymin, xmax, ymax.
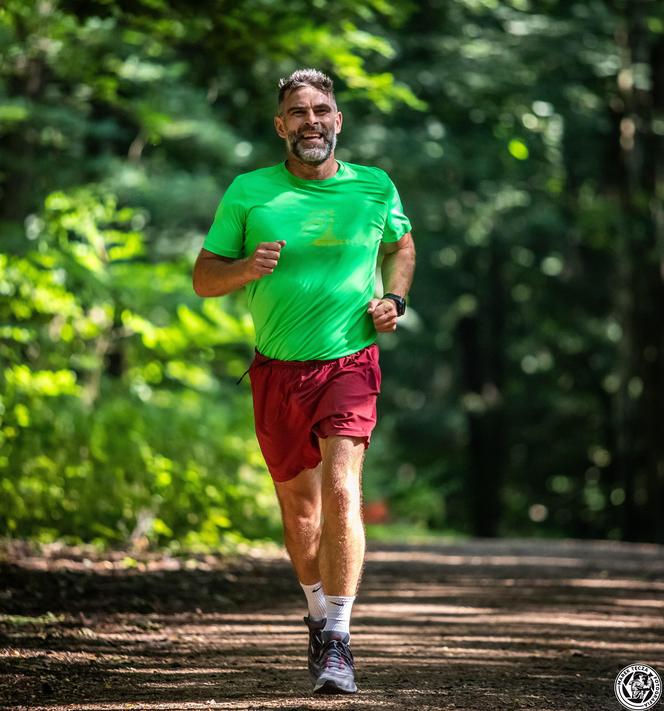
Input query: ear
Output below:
<box><xmin>334</xmin><ymin>110</ymin><xmax>343</xmax><ymax>135</ymax></box>
<box><xmin>274</xmin><ymin>114</ymin><xmax>287</xmax><ymax>139</ymax></box>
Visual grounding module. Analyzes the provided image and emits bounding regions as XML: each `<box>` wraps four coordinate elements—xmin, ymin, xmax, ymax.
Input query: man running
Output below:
<box><xmin>192</xmin><ymin>68</ymin><xmax>415</xmax><ymax>695</ymax></box>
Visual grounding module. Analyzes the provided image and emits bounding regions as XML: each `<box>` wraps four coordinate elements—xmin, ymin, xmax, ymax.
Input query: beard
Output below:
<box><xmin>287</xmin><ymin>126</ymin><xmax>337</xmax><ymax>165</ymax></box>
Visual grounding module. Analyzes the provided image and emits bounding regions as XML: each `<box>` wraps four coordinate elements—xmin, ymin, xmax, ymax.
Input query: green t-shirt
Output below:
<box><xmin>203</xmin><ymin>160</ymin><xmax>411</xmax><ymax>360</ymax></box>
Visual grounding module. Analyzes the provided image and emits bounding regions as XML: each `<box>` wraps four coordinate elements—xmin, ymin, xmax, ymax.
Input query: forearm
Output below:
<box><xmin>381</xmin><ymin>242</ymin><xmax>416</xmax><ymax>297</ymax></box>
<box><xmin>193</xmin><ymin>257</ymin><xmax>252</xmax><ymax>297</ymax></box>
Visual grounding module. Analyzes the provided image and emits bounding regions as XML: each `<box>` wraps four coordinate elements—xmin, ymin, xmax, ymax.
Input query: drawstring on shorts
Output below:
<box><xmin>236</xmin><ymin>351</ymin><xmax>276</xmax><ymax>385</ymax></box>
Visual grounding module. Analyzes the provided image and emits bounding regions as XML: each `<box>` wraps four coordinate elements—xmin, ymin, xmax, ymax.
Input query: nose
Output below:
<box><xmin>302</xmin><ymin>109</ymin><xmax>318</xmax><ymax>125</ymax></box>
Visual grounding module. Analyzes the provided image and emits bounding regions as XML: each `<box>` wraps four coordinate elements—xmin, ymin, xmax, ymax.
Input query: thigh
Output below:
<box><xmin>318</xmin><ymin>436</ymin><xmax>365</xmax><ymax>515</ymax></box>
<box><xmin>319</xmin><ymin>435</ymin><xmax>366</xmax><ymax>484</ymax></box>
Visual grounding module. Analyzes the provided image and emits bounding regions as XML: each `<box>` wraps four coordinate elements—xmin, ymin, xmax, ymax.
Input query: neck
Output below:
<box><xmin>285</xmin><ymin>154</ymin><xmax>339</xmax><ymax>180</ymax></box>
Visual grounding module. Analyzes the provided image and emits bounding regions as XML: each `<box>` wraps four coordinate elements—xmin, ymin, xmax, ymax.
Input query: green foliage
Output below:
<box><xmin>0</xmin><ymin>0</ymin><xmax>424</xmax><ymax>549</ymax></box>
<box><xmin>365</xmin><ymin>0</ymin><xmax>664</xmax><ymax>542</ymax></box>
<box><xmin>1</xmin><ymin>185</ymin><xmax>277</xmax><ymax>548</ymax></box>
<box><xmin>1</xmin><ymin>0</ymin><xmax>663</xmax><ymax>546</ymax></box>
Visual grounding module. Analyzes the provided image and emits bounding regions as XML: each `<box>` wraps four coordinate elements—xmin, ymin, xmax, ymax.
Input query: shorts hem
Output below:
<box><xmin>316</xmin><ymin>429</ymin><xmax>373</xmax><ymax>449</ymax></box>
<box><xmin>269</xmin><ymin>458</ymin><xmax>322</xmax><ymax>483</ymax></box>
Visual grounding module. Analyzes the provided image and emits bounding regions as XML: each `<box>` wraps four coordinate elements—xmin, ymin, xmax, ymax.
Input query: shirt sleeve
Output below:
<box><xmin>381</xmin><ymin>175</ymin><xmax>412</xmax><ymax>244</ymax></box>
<box><xmin>202</xmin><ymin>178</ymin><xmax>247</xmax><ymax>258</ymax></box>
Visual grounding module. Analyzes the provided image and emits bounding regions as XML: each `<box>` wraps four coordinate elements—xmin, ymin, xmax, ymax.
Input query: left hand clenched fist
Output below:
<box><xmin>367</xmin><ymin>298</ymin><xmax>398</xmax><ymax>332</ymax></box>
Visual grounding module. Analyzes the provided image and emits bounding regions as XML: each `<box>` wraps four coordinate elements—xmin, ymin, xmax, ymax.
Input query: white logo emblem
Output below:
<box><xmin>615</xmin><ymin>663</ymin><xmax>662</xmax><ymax>710</ymax></box>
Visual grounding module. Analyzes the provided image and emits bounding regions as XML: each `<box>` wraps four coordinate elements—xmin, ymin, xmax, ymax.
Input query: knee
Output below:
<box><xmin>322</xmin><ymin>475</ymin><xmax>362</xmax><ymax>520</ymax></box>
<box><xmin>280</xmin><ymin>497</ymin><xmax>321</xmax><ymax>534</ymax></box>
<box><xmin>283</xmin><ymin>514</ymin><xmax>322</xmax><ymax>545</ymax></box>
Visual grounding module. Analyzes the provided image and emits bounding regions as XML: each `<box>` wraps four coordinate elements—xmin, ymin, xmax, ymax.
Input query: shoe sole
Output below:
<box><xmin>313</xmin><ymin>678</ymin><xmax>358</xmax><ymax>695</ymax></box>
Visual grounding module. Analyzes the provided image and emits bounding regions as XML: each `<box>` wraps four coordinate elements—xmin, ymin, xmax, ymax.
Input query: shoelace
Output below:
<box><xmin>321</xmin><ymin>639</ymin><xmax>354</xmax><ymax>672</ymax></box>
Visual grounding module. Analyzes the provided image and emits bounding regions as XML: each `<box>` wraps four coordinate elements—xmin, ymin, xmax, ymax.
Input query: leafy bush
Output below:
<box><xmin>1</xmin><ymin>187</ymin><xmax>280</xmax><ymax>549</ymax></box>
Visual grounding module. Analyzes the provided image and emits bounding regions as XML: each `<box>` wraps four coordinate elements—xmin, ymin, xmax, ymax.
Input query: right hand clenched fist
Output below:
<box><xmin>244</xmin><ymin>240</ymin><xmax>286</xmax><ymax>280</ymax></box>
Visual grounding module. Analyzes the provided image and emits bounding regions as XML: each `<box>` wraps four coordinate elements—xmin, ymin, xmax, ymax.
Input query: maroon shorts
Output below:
<box><xmin>248</xmin><ymin>344</ymin><xmax>381</xmax><ymax>483</ymax></box>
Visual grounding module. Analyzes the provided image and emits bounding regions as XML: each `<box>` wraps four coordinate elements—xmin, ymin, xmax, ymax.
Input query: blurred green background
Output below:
<box><xmin>1</xmin><ymin>0</ymin><xmax>663</xmax><ymax>550</ymax></box>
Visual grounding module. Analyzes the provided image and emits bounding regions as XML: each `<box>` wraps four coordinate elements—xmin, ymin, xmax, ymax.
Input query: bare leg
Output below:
<box><xmin>273</xmin><ymin>464</ymin><xmax>322</xmax><ymax>585</ymax></box>
<box><xmin>318</xmin><ymin>436</ymin><xmax>366</xmax><ymax>597</ymax></box>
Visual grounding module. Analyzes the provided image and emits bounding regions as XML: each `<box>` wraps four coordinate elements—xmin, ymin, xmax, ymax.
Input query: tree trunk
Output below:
<box><xmin>612</xmin><ymin>5</ymin><xmax>664</xmax><ymax>542</ymax></box>
<box><xmin>456</xmin><ymin>245</ymin><xmax>506</xmax><ymax>538</ymax></box>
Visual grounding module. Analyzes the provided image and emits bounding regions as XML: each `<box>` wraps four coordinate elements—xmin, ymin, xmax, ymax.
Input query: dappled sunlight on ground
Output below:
<box><xmin>1</xmin><ymin>538</ymin><xmax>663</xmax><ymax>710</ymax></box>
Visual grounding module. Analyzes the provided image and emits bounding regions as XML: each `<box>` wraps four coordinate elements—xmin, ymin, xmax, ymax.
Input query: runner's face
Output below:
<box><xmin>275</xmin><ymin>86</ymin><xmax>342</xmax><ymax>165</ymax></box>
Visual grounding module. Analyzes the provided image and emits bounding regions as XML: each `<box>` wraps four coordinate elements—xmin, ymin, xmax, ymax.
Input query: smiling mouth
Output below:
<box><xmin>299</xmin><ymin>133</ymin><xmax>324</xmax><ymax>141</ymax></box>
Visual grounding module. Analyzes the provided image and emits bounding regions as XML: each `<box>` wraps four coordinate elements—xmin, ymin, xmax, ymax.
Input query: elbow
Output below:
<box><xmin>192</xmin><ymin>273</ymin><xmax>210</xmax><ymax>298</ymax></box>
<box><xmin>192</xmin><ymin>275</ymin><xmax>204</xmax><ymax>297</ymax></box>
<box><xmin>193</xmin><ymin>283</ymin><xmax>219</xmax><ymax>298</ymax></box>
<box><xmin>192</xmin><ymin>262</ymin><xmax>215</xmax><ymax>297</ymax></box>
<box><xmin>193</xmin><ymin>277</ymin><xmax>228</xmax><ymax>299</ymax></box>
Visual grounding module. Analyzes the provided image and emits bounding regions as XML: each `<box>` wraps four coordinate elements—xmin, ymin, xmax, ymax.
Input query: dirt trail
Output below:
<box><xmin>1</xmin><ymin>538</ymin><xmax>663</xmax><ymax>711</ymax></box>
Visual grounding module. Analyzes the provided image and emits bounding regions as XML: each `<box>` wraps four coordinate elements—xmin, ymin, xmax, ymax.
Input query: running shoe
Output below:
<box><xmin>303</xmin><ymin>616</ymin><xmax>326</xmax><ymax>680</ymax></box>
<box><xmin>313</xmin><ymin>630</ymin><xmax>357</xmax><ymax>694</ymax></box>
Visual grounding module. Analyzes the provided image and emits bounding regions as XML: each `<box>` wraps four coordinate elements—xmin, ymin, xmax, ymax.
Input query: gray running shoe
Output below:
<box><xmin>303</xmin><ymin>616</ymin><xmax>326</xmax><ymax>680</ymax></box>
<box><xmin>313</xmin><ymin>630</ymin><xmax>357</xmax><ymax>694</ymax></box>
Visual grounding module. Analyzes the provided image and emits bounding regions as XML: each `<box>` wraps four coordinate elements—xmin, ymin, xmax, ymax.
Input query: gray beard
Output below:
<box><xmin>287</xmin><ymin>130</ymin><xmax>336</xmax><ymax>165</ymax></box>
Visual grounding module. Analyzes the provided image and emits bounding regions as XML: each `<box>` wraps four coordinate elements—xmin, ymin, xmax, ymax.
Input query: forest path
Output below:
<box><xmin>1</xmin><ymin>538</ymin><xmax>663</xmax><ymax>711</ymax></box>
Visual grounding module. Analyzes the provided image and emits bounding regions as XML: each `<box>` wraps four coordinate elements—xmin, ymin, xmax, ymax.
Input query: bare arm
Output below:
<box><xmin>192</xmin><ymin>241</ymin><xmax>286</xmax><ymax>297</ymax></box>
<box><xmin>367</xmin><ymin>231</ymin><xmax>416</xmax><ymax>332</ymax></box>
<box><xmin>380</xmin><ymin>231</ymin><xmax>416</xmax><ymax>298</ymax></box>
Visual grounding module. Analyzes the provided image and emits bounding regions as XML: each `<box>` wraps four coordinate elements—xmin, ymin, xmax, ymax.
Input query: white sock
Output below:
<box><xmin>323</xmin><ymin>595</ymin><xmax>355</xmax><ymax>635</ymax></box>
<box><xmin>300</xmin><ymin>581</ymin><xmax>326</xmax><ymax>621</ymax></box>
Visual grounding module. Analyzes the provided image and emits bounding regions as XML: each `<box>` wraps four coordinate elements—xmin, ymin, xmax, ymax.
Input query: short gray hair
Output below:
<box><xmin>277</xmin><ymin>68</ymin><xmax>335</xmax><ymax>111</ymax></box>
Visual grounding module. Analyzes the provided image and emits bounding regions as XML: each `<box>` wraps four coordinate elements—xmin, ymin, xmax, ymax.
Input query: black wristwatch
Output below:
<box><xmin>383</xmin><ymin>293</ymin><xmax>406</xmax><ymax>316</ymax></box>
